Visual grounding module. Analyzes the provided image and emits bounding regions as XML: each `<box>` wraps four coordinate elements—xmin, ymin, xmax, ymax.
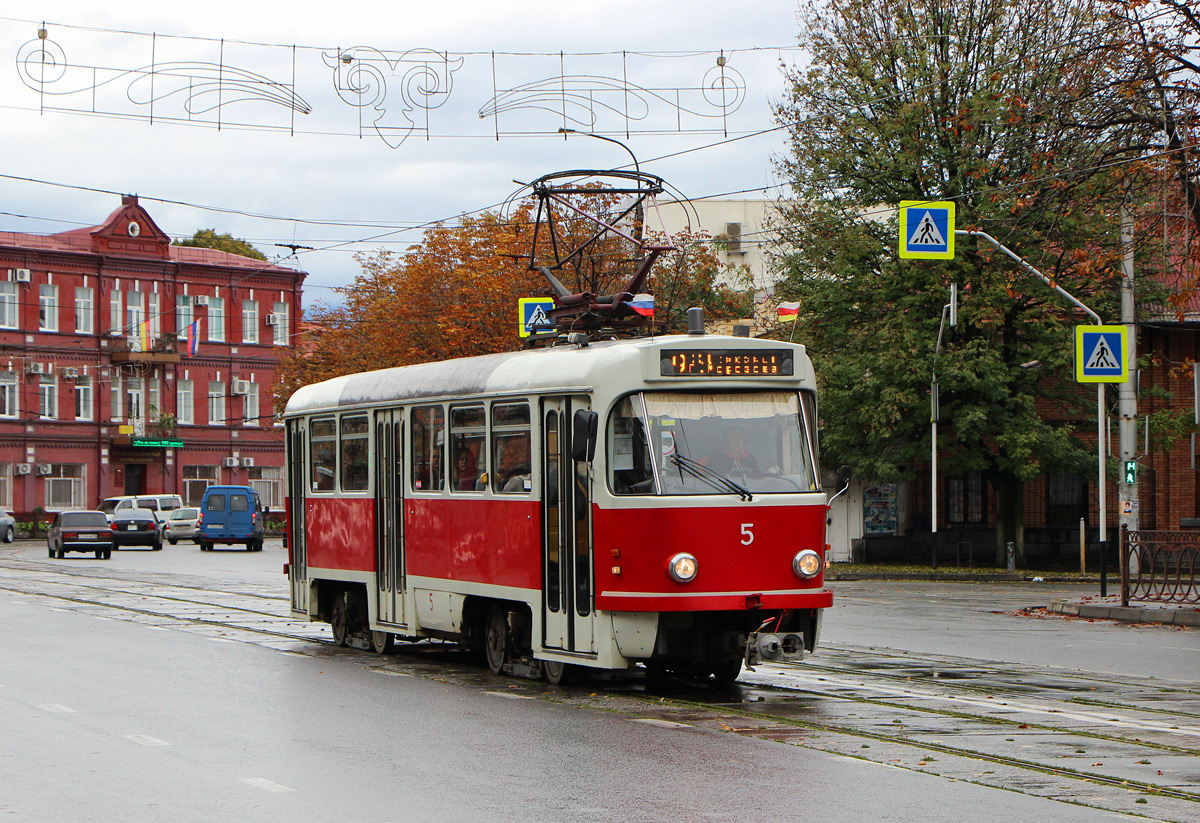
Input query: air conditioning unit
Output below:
<box><xmin>232</xmin><ymin>379</ymin><xmax>252</xmax><ymax>395</ymax></box>
<box><xmin>222</xmin><ymin>457</ymin><xmax>240</xmax><ymax>468</ymax></box>
<box><xmin>265</xmin><ymin>313</ymin><xmax>279</xmax><ymax>326</ymax></box>
<box><xmin>61</xmin><ymin>367</ymin><xmax>79</xmax><ymax>379</ymax></box>
<box><xmin>35</xmin><ymin>463</ymin><xmax>52</xmax><ymax>476</ymax></box>
<box><xmin>192</xmin><ymin>295</ymin><xmax>209</xmax><ymax>307</ymax></box>
<box><xmin>10</xmin><ymin>268</ymin><xmax>31</xmax><ymax>282</ymax></box>
<box><xmin>241</xmin><ymin>457</ymin><xmax>255</xmax><ymax>467</ymax></box>
<box><xmin>14</xmin><ymin>463</ymin><xmax>31</xmax><ymax>476</ymax></box>
<box><xmin>26</xmin><ymin>362</ymin><xmax>45</xmax><ymax>375</ymax></box>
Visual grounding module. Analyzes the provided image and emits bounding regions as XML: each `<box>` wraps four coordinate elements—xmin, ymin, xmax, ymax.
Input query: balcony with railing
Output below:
<box><xmin>109</xmin><ymin>333</ymin><xmax>181</xmax><ymax>364</ymax></box>
<box><xmin>110</xmin><ymin>416</ymin><xmax>182</xmax><ymax>448</ymax></box>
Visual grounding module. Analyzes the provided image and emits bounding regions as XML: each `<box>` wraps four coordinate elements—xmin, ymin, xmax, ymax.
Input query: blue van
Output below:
<box><xmin>198</xmin><ymin>485</ymin><xmax>266</xmax><ymax>551</ymax></box>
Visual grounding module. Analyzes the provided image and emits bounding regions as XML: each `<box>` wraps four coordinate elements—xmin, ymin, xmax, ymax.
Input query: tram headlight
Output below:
<box><xmin>792</xmin><ymin>549</ymin><xmax>822</xmax><ymax>580</ymax></box>
<box><xmin>667</xmin><ymin>552</ymin><xmax>699</xmax><ymax>583</ymax></box>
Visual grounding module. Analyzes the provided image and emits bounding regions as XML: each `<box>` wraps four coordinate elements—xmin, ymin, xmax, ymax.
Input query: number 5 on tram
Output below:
<box><xmin>282</xmin><ymin>333</ymin><xmax>836</xmax><ymax>683</ymax></box>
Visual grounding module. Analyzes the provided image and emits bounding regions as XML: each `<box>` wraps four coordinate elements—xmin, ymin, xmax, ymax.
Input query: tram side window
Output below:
<box><xmin>449</xmin><ymin>405</ymin><xmax>486</xmax><ymax>492</ymax></box>
<box><xmin>609</xmin><ymin>397</ymin><xmax>654</xmax><ymax>495</ymax></box>
<box><xmin>340</xmin><ymin>414</ymin><xmax>370</xmax><ymax>492</ymax></box>
<box><xmin>411</xmin><ymin>405</ymin><xmax>445</xmax><ymax>491</ymax></box>
<box><xmin>492</xmin><ymin>402</ymin><xmax>531</xmax><ymax>494</ymax></box>
<box><xmin>310</xmin><ymin>418</ymin><xmax>337</xmax><ymax>492</ymax></box>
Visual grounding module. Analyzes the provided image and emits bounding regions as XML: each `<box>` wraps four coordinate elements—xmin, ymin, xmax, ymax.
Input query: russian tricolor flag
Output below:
<box><xmin>625</xmin><ymin>294</ymin><xmax>655</xmax><ymax>317</ymax></box>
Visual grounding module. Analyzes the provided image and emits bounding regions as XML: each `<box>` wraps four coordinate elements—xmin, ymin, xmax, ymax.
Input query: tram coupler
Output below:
<box><xmin>744</xmin><ymin>631</ymin><xmax>806</xmax><ymax>671</ymax></box>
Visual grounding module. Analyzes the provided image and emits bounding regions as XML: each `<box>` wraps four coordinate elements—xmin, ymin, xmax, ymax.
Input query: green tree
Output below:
<box><xmin>174</xmin><ymin>229</ymin><xmax>267</xmax><ymax>261</ymax></box>
<box><xmin>773</xmin><ymin>0</ymin><xmax>1134</xmax><ymax>560</ymax></box>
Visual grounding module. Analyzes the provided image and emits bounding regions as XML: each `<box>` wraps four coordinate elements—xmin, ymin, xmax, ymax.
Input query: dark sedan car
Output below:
<box><xmin>109</xmin><ymin>507</ymin><xmax>163</xmax><ymax>551</ymax></box>
<box><xmin>47</xmin><ymin>510</ymin><xmax>115</xmax><ymax>559</ymax></box>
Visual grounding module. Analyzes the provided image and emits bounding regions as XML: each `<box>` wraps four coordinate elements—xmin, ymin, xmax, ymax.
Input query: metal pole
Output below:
<box><xmin>954</xmin><ymin>230</ymin><xmax>1105</xmax><ymax>586</ymax></box>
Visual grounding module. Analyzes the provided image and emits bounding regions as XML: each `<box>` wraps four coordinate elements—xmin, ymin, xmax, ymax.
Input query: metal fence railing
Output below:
<box><xmin>1121</xmin><ymin>526</ymin><xmax>1200</xmax><ymax>607</ymax></box>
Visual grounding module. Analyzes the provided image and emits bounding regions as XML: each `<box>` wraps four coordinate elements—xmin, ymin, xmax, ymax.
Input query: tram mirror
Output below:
<box><xmin>572</xmin><ymin>409</ymin><xmax>599</xmax><ymax>462</ymax></box>
<box><xmin>836</xmin><ymin>465</ymin><xmax>852</xmax><ymax>491</ymax></box>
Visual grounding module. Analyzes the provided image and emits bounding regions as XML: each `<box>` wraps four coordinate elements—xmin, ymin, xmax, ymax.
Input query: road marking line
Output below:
<box><xmin>37</xmin><ymin>704</ymin><xmax>75</xmax><ymax>713</ymax></box>
<box><xmin>485</xmin><ymin>691</ymin><xmax>533</xmax><ymax>699</ymax></box>
<box><xmin>123</xmin><ymin>734</ymin><xmax>169</xmax><ymax>746</ymax></box>
<box><xmin>241</xmin><ymin>778</ymin><xmax>296</xmax><ymax>793</ymax></box>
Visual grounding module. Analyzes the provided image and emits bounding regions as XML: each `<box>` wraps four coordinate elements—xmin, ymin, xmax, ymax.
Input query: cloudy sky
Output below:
<box><xmin>1</xmin><ymin>2</ymin><xmax>805</xmax><ymax>306</ymax></box>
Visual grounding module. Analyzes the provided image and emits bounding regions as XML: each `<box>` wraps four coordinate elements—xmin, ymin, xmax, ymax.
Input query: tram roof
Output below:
<box><xmin>283</xmin><ymin>334</ymin><xmax>812</xmax><ymax>415</ymax></box>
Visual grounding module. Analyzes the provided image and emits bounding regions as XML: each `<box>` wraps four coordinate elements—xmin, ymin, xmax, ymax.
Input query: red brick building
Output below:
<box><xmin>0</xmin><ymin>195</ymin><xmax>305</xmax><ymax>515</ymax></box>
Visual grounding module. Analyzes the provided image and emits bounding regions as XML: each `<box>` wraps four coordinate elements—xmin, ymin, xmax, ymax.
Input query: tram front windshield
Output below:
<box><xmin>608</xmin><ymin>391</ymin><xmax>819</xmax><ymax>496</ymax></box>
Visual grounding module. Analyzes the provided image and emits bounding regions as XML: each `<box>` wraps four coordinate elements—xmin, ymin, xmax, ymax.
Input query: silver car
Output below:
<box><xmin>164</xmin><ymin>507</ymin><xmax>200</xmax><ymax>545</ymax></box>
<box><xmin>0</xmin><ymin>510</ymin><xmax>16</xmax><ymax>543</ymax></box>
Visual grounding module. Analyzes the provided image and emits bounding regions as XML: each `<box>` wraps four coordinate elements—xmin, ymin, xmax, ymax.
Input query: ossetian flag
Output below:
<box><xmin>777</xmin><ymin>301</ymin><xmax>800</xmax><ymax>322</ymax></box>
<box><xmin>625</xmin><ymin>294</ymin><xmax>655</xmax><ymax>317</ymax></box>
<box><xmin>186</xmin><ymin>320</ymin><xmax>200</xmax><ymax>356</ymax></box>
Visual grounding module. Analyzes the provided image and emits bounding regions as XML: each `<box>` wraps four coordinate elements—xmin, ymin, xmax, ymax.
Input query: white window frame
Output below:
<box><xmin>272</xmin><ymin>301</ymin><xmax>289</xmax><ymax>346</ymax></box>
<box><xmin>45</xmin><ymin>464</ymin><xmax>86</xmax><ymax>511</ymax></box>
<box><xmin>74</xmin><ymin>377</ymin><xmax>93</xmax><ymax>421</ymax></box>
<box><xmin>243</xmin><ymin>382</ymin><xmax>260</xmax><ymax>427</ymax></box>
<box><xmin>0</xmin><ymin>372</ymin><xmax>18</xmax><ymax>419</ymax></box>
<box><xmin>176</xmin><ymin>296</ymin><xmax>194</xmax><ymax>341</ymax></box>
<box><xmin>0</xmin><ymin>282</ymin><xmax>18</xmax><ymax>329</ymax></box>
<box><xmin>208</xmin><ymin>381</ymin><xmax>226</xmax><ymax>425</ymax></box>
<box><xmin>39</xmin><ymin>284</ymin><xmax>58</xmax><ymax>332</ymax></box>
<box><xmin>208</xmin><ymin>297</ymin><xmax>225</xmax><ymax>342</ymax></box>
<box><xmin>39</xmin><ymin>374</ymin><xmax>57</xmax><ymax>420</ymax></box>
<box><xmin>242</xmin><ymin>299</ymin><xmax>258</xmax><ymax>344</ymax></box>
<box><xmin>177</xmin><ymin>379</ymin><xmax>194</xmax><ymax>425</ymax></box>
<box><xmin>75</xmin><ymin>287</ymin><xmax>94</xmax><ymax>334</ymax></box>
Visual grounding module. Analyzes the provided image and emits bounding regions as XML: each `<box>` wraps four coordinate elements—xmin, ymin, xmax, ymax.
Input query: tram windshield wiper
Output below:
<box><xmin>669</xmin><ymin>454</ymin><xmax>753</xmax><ymax>501</ymax></box>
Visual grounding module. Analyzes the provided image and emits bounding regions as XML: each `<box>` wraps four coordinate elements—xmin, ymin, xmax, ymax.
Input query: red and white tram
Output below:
<box><xmin>283</xmin><ymin>332</ymin><xmax>836</xmax><ymax>683</ymax></box>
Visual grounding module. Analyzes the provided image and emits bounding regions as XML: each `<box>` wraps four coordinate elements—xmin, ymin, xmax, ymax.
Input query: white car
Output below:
<box><xmin>98</xmin><ymin>495</ymin><xmax>183</xmax><ymax>536</ymax></box>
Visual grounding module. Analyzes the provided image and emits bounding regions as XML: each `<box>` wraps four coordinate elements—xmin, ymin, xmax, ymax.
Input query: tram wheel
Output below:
<box><xmin>370</xmin><ymin>630</ymin><xmax>394</xmax><ymax>655</ymax></box>
<box><xmin>484</xmin><ymin>606</ymin><xmax>509</xmax><ymax>674</ymax></box>
<box><xmin>541</xmin><ymin>660</ymin><xmax>570</xmax><ymax>686</ymax></box>
<box><xmin>711</xmin><ymin>658</ymin><xmax>743</xmax><ymax>684</ymax></box>
<box><xmin>330</xmin><ymin>591</ymin><xmax>351</xmax><ymax>647</ymax></box>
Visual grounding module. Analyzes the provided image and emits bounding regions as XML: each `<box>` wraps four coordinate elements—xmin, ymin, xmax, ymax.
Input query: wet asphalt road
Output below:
<box><xmin>0</xmin><ymin>539</ymin><xmax>1196</xmax><ymax>822</ymax></box>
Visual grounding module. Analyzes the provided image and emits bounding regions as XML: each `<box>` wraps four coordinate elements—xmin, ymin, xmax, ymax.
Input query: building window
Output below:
<box><xmin>208</xmin><ymin>381</ymin><xmax>225</xmax><ymax>425</ymax></box>
<box><xmin>74</xmin><ymin>377</ymin><xmax>93</xmax><ymax>421</ymax></box>
<box><xmin>0</xmin><ymin>282</ymin><xmax>18</xmax><ymax>329</ymax></box>
<box><xmin>1046</xmin><ymin>473</ymin><xmax>1087</xmax><ymax>528</ymax></box>
<box><xmin>177</xmin><ymin>379</ymin><xmax>193</xmax><ymax>425</ymax></box>
<box><xmin>272</xmin><ymin>301</ymin><xmax>289</xmax><ymax>346</ymax></box>
<box><xmin>947</xmin><ymin>472</ymin><xmax>986</xmax><ymax>524</ymax></box>
<box><xmin>109</xmin><ymin>371</ymin><xmax>123</xmax><ymax>422</ymax></box>
<box><xmin>39</xmin><ymin>284</ymin><xmax>58</xmax><ymax>332</ymax></box>
<box><xmin>45</xmin><ymin>464</ymin><xmax>86</xmax><ymax>510</ymax></box>
<box><xmin>109</xmin><ymin>289</ymin><xmax>122</xmax><ymax>335</ymax></box>
<box><xmin>148</xmin><ymin>292</ymin><xmax>160</xmax><ymax>341</ymax></box>
<box><xmin>242</xmin><ymin>300</ymin><xmax>258</xmax><ymax>344</ymax></box>
<box><xmin>208</xmin><ymin>297</ymin><xmax>225</xmax><ymax>342</ymax></box>
<box><xmin>242</xmin><ymin>381</ymin><xmax>260</xmax><ymax>427</ymax></box>
<box><xmin>183</xmin><ymin>465</ymin><xmax>218</xmax><ymax>506</ymax></box>
<box><xmin>75</xmin><ymin>287</ymin><xmax>94</xmax><ymax>334</ymax></box>
<box><xmin>124</xmin><ymin>376</ymin><xmax>145</xmax><ymax>430</ymax></box>
<box><xmin>0</xmin><ymin>463</ymin><xmax>12</xmax><ymax>509</ymax></box>
<box><xmin>176</xmin><ymin>296</ymin><xmax>194</xmax><ymax>340</ymax></box>
<box><xmin>38</xmin><ymin>375</ymin><xmax>57</xmax><ymax>420</ymax></box>
<box><xmin>125</xmin><ymin>290</ymin><xmax>145</xmax><ymax>344</ymax></box>
<box><xmin>248</xmin><ymin>467</ymin><xmax>282</xmax><ymax>510</ymax></box>
<box><xmin>0</xmin><ymin>372</ymin><xmax>18</xmax><ymax>419</ymax></box>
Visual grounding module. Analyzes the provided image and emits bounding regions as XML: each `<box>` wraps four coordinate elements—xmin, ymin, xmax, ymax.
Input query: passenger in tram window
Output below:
<box><xmin>708</xmin><ymin>426</ymin><xmax>759</xmax><ymax>475</ymax></box>
<box><xmin>454</xmin><ymin>446</ymin><xmax>480</xmax><ymax>491</ymax></box>
<box><xmin>497</xmin><ymin>432</ymin><xmax>532</xmax><ymax>493</ymax></box>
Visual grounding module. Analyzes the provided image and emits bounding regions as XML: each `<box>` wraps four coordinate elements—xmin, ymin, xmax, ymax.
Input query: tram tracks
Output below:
<box><xmin>3</xmin><ymin>552</ymin><xmax>1198</xmax><ymax>821</ymax></box>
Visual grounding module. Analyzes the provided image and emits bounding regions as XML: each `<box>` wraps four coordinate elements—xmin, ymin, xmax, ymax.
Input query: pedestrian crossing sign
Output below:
<box><xmin>899</xmin><ymin>201</ymin><xmax>956</xmax><ymax>259</ymax></box>
<box><xmin>518</xmin><ymin>297</ymin><xmax>556</xmax><ymax>338</ymax></box>
<box><xmin>1075</xmin><ymin>325</ymin><xmax>1127</xmax><ymax>383</ymax></box>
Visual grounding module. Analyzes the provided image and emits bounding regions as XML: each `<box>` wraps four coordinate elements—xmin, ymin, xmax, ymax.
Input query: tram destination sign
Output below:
<box><xmin>660</xmin><ymin>349</ymin><xmax>794</xmax><ymax>377</ymax></box>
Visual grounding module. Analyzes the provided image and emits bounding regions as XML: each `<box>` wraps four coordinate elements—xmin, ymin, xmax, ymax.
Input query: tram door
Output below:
<box><xmin>541</xmin><ymin>396</ymin><xmax>595</xmax><ymax>655</ymax></box>
<box><xmin>285</xmin><ymin>420</ymin><xmax>308</xmax><ymax>616</ymax></box>
<box><xmin>374</xmin><ymin>409</ymin><xmax>406</xmax><ymax>627</ymax></box>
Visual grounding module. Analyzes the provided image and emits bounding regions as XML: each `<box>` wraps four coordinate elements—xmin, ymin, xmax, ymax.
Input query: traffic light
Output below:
<box><xmin>1124</xmin><ymin>460</ymin><xmax>1137</xmax><ymax>484</ymax></box>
